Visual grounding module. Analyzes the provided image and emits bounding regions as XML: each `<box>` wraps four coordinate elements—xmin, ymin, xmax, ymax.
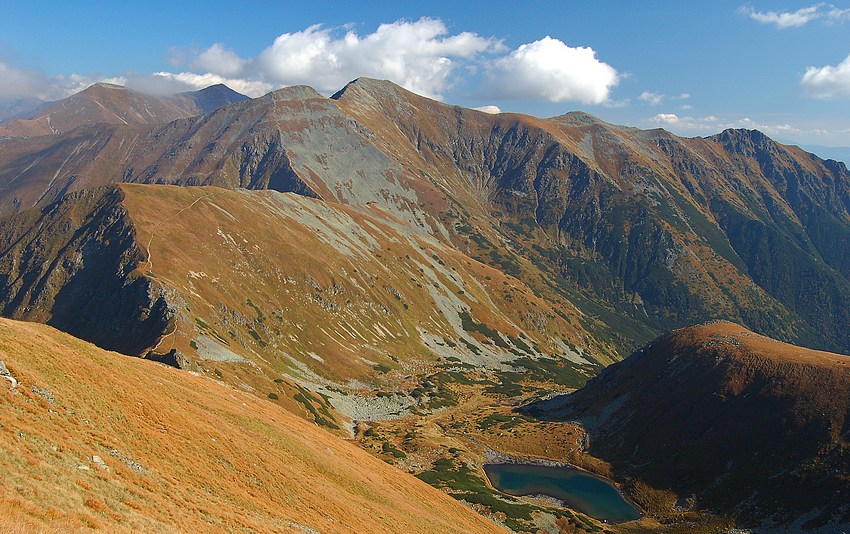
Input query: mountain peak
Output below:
<box><xmin>267</xmin><ymin>84</ymin><xmax>324</xmax><ymax>101</ymax></box>
<box><xmin>330</xmin><ymin>77</ymin><xmax>415</xmax><ymax>105</ymax></box>
<box><xmin>713</xmin><ymin>127</ymin><xmax>776</xmax><ymax>147</ymax></box>
<box><xmin>175</xmin><ymin>84</ymin><xmax>250</xmax><ymax>114</ymax></box>
<box><xmin>550</xmin><ymin>111</ymin><xmax>604</xmax><ymax>125</ymax></box>
<box><xmin>86</xmin><ymin>82</ymin><xmax>128</xmax><ymax>92</ymax></box>
<box><xmin>711</xmin><ymin>127</ymin><xmax>781</xmax><ymax>157</ymax></box>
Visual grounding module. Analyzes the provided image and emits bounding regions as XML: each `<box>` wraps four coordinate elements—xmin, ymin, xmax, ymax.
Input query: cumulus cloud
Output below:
<box><xmin>739</xmin><ymin>4</ymin><xmax>850</xmax><ymax>28</ymax></box>
<box><xmin>639</xmin><ymin>91</ymin><xmax>664</xmax><ymax>105</ymax></box>
<box><xmin>801</xmin><ymin>53</ymin><xmax>850</xmax><ymax>98</ymax></box>
<box><xmin>485</xmin><ymin>37</ymin><xmax>618</xmax><ymax>104</ymax></box>
<box><xmin>472</xmin><ymin>105</ymin><xmax>501</xmax><ymax>114</ymax></box>
<box><xmin>254</xmin><ymin>18</ymin><xmax>502</xmax><ymax>98</ymax></box>
<box><xmin>192</xmin><ymin>44</ymin><xmax>247</xmax><ymax>77</ymax></box>
<box><xmin>2</xmin><ymin>18</ymin><xmax>623</xmax><ymax>108</ymax></box>
<box><xmin>151</xmin><ymin>21</ymin><xmax>620</xmax><ymax>105</ymax></box>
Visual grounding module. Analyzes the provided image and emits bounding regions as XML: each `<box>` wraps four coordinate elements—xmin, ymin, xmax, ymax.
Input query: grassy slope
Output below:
<box><xmin>534</xmin><ymin>321</ymin><xmax>850</xmax><ymax>528</ymax></box>
<box><xmin>0</xmin><ymin>318</ymin><xmax>501</xmax><ymax>533</ymax></box>
<box><xmin>115</xmin><ymin>184</ymin><xmax>597</xmax><ymax>413</ymax></box>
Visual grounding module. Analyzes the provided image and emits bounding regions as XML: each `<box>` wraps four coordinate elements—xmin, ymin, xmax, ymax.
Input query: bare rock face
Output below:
<box><xmin>0</xmin><ymin>186</ymin><xmax>174</xmax><ymax>355</ymax></box>
<box><xmin>2</xmin><ymin>79</ymin><xmax>850</xmax><ymax>356</ymax></box>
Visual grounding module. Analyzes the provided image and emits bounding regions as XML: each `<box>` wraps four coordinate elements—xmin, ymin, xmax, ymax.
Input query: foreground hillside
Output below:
<box><xmin>0</xmin><ymin>318</ymin><xmax>500</xmax><ymax>533</ymax></box>
<box><xmin>529</xmin><ymin>321</ymin><xmax>850</xmax><ymax>531</ymax></box>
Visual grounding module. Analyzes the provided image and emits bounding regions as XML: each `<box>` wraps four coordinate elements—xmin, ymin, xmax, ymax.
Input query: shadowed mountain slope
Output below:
<box><xmin>332</xmin><ymin>79</ymin><xmax>850</xmax><ymax>353</ymax></box>
<box><xmin>0</xmin><ymin>318</ymin><xmax>501</xmax><ymax>533</ymax></box>
<box><xmin>2</xmin><ymin>78</ymin><xmax>850</xmax><ymax>356</ymax></box>
<box><xmin>0</xmin><ymin>183</ymin><xmax>599</xmax><ymax>428</ymax></box>
<box><xmin>528</xmin><ymin>321</ymin><xmax>850</xmax><ymax>530</ymax></box>
<box><xmin>170</xmin><ymin>83</ymin><xmax>251</xmax><ymax>115</ymax></box>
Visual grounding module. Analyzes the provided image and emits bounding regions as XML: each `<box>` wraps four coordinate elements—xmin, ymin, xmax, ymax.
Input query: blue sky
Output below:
<box><xmin>1</xmin><ymin>1</ymin><xmax>849</xmax><ymax>147</ymax></box>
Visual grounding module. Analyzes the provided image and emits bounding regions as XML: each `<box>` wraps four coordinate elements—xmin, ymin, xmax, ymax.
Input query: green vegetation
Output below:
<box><xmin>515</xmin><ymin>356</ymin><xmax>595</xmax><ymax>388</ymax></box>
<box><xmin>477</xmin><ymin>413</ymin><xmax>533</xmax><ymax>430</ymax></box>
<box><xmin>459</xmin><ymin>310</ymin><xmax>509</xmax><ymax>348</ymax></box>
<box><xmin>486</xmin><ymin>249</ymin><xmax>522</xmax><ymax>278</ymax></box>
<box><xmin>373</xmin><ymin>363</ymin><xmax>392</xmax><ymax>374</ymax></box>
<box><xmin>246</xmin><ymin>298</ymin><xmax>266</xmax><ymax>322</ymax></box>
<box><xmin>416</xmin><ymin>458</ymin><xmax>537</xmax><ymax>531</ymax></box>
<box><xmin>459</xmin><ymin>337</ymin><xmax>481</xmax><ymax>355</ymax></box>
<box><xmin>293</xmin><ymin>385</ymin><xmax>338</xmax><ymax>429</ymax></box>
<box><xmin>381</xmin><ymin>441</ymin><xmax>407</xmax><ymax>459</ymax></box>
<box><xmin>484</xmin><ymin>373</ymin><xmax>525</xmax><ymax>397</ymax></box>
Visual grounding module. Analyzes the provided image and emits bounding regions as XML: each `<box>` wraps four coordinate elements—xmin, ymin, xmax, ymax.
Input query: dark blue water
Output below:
<box><xmin>483</xmin><ymin>463</ymin><xmax>641</xmax><ymax>523</ymax></box>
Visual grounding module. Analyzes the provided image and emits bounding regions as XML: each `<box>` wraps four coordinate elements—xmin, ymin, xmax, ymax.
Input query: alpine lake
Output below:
<box><xmin>483</xmin><ymin>463</ymin><xmax>641</xmax><ymax>524</ymax></box>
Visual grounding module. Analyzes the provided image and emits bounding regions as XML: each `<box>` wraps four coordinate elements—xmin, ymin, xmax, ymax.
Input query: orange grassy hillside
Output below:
<box><xmin>0</xmin><ymin>318</ymin><xmax>501</xmax><ymax>533</ymax></box>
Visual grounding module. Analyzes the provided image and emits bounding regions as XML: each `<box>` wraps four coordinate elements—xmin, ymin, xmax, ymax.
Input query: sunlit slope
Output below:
<box><xmin>0</xmin><ymin>183</ymin><xmax>601</xmax><ymax>427</ymax></box>
<box><xmin>3</xmin><ymin>78</ymin><xmax>849</xmax><ymax>354</ymax></box>
<box><xmin>333</xmin><ymin>79</ymin><xmax>850</xmax><ymax>353</ymax></box>
<box><xmin>0</xmin><ymin>318</ymin><xmax>501</xmax><ymax>533</ymax></box>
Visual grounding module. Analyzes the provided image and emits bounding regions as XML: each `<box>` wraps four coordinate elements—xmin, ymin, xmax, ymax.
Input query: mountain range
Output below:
<box><xmin>2</xmin><ymin>79</ymin><xmax>849</xmax><ymax>532</ymax></box>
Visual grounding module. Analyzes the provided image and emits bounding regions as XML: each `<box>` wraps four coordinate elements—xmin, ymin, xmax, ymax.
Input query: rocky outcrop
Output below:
<box><xmin>0</xmin><ymin>186</ymin><xmax>174</xmax><ymax>355</ymax></box>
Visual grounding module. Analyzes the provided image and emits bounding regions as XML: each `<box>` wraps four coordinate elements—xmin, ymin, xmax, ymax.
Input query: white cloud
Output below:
<box><xmin>148</xmin><ymin>72</ymin><xmax>272</xmax><ymax>97</ymax></box>
<box><xmin>254</xmin><ymin>18</ymin><xmax>502</xmax><ymax>99</ymax></box>
<box><xmin>825</xmin><ymin>6</ymin><xmax>850</xmax><ymax>22</ymax></box>
<box><xmin>801</xmin><ymin>53</ymin><xmax>850</xmax><ymax>98</ymax></box>
<box><xmin>739</xmin><ymin>4</ymin><xmax>850</xmax><ymax>28</ymax></box>
<box><xmin>0</xmin><ymin>60</ymin><xmax>50</xmax><ymax>100</ymax></box>
<box><xmin>54</xmin><ymin>73</ymin><xmax>128</xmax><ymax>97</ymax></box>
<box><xmin>486</xmin><ymin>36</ymin><xmax>619</xmax><ymax>104</ymax></box>
<box><xmin>638</xmin><ymin>91</ymin><xmax>664</xmax><ymax>105</ymax></box>
<box><xmin>649</xmin><ymin>113</ymin><xmax>803</xmax><ymax>137</ymax></box>
<box><xmin>472</xmin><ymin>105</ymin><xmax>501</xmax><ymax>114</ymax></box>
<box><xmin>675</xmin><ymin>93</ymin><xmax>691</xmax><ymax>99</ymax></box>
<box><xmin>192</xmin><ymin>44</ymin><xmax>247</xmax><ymax>77</ymax></box>
<box><xmin>739</xmin><ymin>5</ymin><xmax>820</xmax><ymax>28</ymax></box>
<box><xmin>3</xmin><ymin>18</ymin><xmax>623</xmax><ymax>109</ymax></box>
<box><xmin>0</xmin><ymin>61</ymin><xmax>132</xmax><ymax>101</ymax></box>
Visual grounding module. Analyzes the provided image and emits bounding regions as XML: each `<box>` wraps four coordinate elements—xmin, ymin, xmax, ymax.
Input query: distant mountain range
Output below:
<box><xmin>801</xmin><ymin>144</ymin><xmax>850</xmax><ymax>166</ymax></box>
<box><xmin>0</xmin><ymin>83</ymin><xmax>247</xmax><ymax>137</ymax></box>
<box><xmin>1</xmin><ymin>79</ymin><xmax>849</xmax><ymax>531</ymax></box>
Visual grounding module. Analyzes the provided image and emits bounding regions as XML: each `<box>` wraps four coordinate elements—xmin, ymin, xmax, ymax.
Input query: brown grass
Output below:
<box><xmin>0</xmin><ymin>318</ymin><xmax>501</xmax><ymax>533</ymax></box>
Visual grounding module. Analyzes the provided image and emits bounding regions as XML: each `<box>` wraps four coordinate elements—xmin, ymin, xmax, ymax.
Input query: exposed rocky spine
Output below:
<box><xmin>0</xmin><ymin>186</ymin><xmax>174</xmax><ymax>355</ymax></box>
